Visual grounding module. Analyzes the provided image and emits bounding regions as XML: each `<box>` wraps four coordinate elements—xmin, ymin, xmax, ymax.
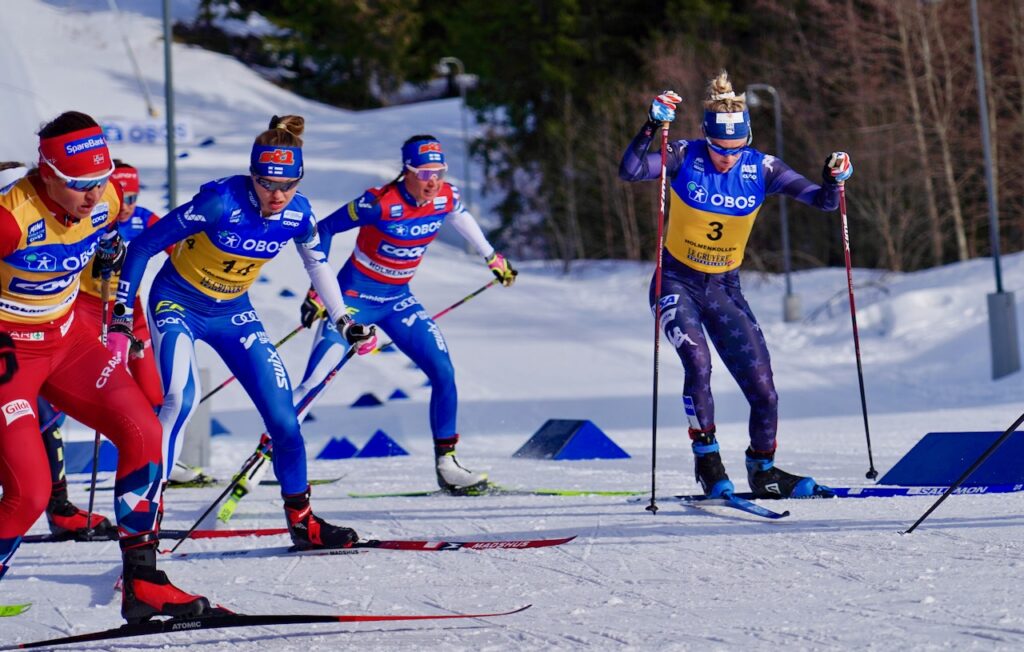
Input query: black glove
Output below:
<box><xmin>300</xmin><ymin>286</ymin><xmax>325</xmax><ymax>329</ymax></box>
<box><xmin>337</xmin><ymin>314</ymin><xmax>378</xmax><ymax>355</ymax></box>
<box><xmin>92</xmin><ymin>230</ymin><xmax>125</xmax><ymax>279</ymax></box>
<box><xmin>0</xmin><ymin>332</ymin><xmax>17</xmax><ymax>385</ymax></box>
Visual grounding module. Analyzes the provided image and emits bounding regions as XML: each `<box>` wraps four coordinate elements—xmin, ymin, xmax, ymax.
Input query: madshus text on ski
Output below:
<box><xmin>0</xmin><ymin>68</ymin><xmax>983</xmax><ymax>648</ymax></box>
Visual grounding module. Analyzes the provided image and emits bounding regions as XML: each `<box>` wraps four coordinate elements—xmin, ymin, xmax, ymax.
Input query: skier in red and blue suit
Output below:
<box><xmin>620</xmin><ymin>72</ymin><xmax>853</xmax><ymax>500</ymax></box>
<box><xmin>294</xmin><ymin>135</ymin><xmax>517</xmax><ymax>494</ymax></box>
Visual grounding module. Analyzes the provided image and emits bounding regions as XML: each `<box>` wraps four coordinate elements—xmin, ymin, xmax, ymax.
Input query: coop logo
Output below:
<box><xmin>64</xmin><ymin>135</ymin><xmax>106</xmax><ymax>156</ymax></box>
<box><xmin>26</xmin><ymin>220</ymin><xmax>46</xmax><ymax>244</ymax></box>
<box><xmin>90</xmin><ymin>205</ymin><xmax>110</xmax><ymax>227</ymax></box>
<box><xmin>2</xmin><ymin>399</ymin><xmax>34</xmax><ymax>425</ymax></box>
<box><xmin>95</xmin><ymin>352</ymin><xmax>123</xmax><ymax>389</ymax></box>
<box><xmin>709</xmin><ymin>193</ymin><xmax>758</xmax><ymax>210</ymax></box>
<box><xmin>380</xmin><ymin>243</ymin><xmax>425</xmax><ymax>259</ymax></box>
<box><xmin>687</xmin><ymin>181</ymin><xmax>708</xmax><ymax>204</ymax></box>
<box><xmin>218</xmin><ymin>231</ymin><xmax>241</xmax><ymax>248</ymax></box>
<box><xmin>230</xmin><ymin>310</ymin><xmax>259</xmax><ymax>326</ymax></box>
<box><xmin>10</xmin><ymin>272</ymin><xmax>77</xmax><ymax>296</ymax></box>
<box><xmin>409</xmin><ymin>220</ymin><xmax>442</xmax><ymax>237</ymax></box>
<box><xmin>741</xmin><ymin>164</ymin><xmax>758</xmax><ymax>180</ymax></box>
<box><xmin>283</xmin><ymin>210</ymin><xmax>303</xmax><ymax>227</ymax></box>
<box><xmin>242</xmin><ymin>239</ymin><xmax>283</xmax><ymax>254</ymax></box>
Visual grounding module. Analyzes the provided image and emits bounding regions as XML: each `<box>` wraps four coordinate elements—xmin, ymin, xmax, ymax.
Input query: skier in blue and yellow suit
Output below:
<box><xmin>620</xmin><ymin>72</ymin><xmax>853</xmax><ymax>500</ymax></box>
<box><xmin>112</xmin><ymin>115</ymin><xmax>378</xmax><ymax>549</ymax></box>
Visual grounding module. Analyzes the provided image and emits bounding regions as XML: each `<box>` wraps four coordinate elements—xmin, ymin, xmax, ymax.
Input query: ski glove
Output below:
<box><xmin>486</xmin><ymin>252</ymin><xmax>518</xmax><ymax>287</ymax></box>
<box><xmin>106</xmin><ymin>322</ymin><xmax>138</xmax><ymax>370</ymax></box>
<box><xmin>299</xmin><ymin>286</ymin><xmax>326</xmax><ymax>329</ymax></box>
<box><xmin>0</xmin><ymin>332</ymin><xmax>16</xmax><ymax>385</ymax></box>
<box><xmin>338</xmin><ymin>314</ymin><xmax>378</xmax><ymax>355</ymax></box>
<box><xmin>649</xmin><ymin>90</ymin><xmax>682</xmax><ymax>124</ymax></box>
<box><xmin>824</xmin><ymin>151</ymin><xmax>853</xmax><ymax>184</ymax></box>
<box><xmin>92</xmin><ymin>230</ymin><xmax>125</xmax><ymax>279</ymax></box>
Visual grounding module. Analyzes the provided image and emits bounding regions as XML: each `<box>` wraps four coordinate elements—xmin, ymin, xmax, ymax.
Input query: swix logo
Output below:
<box><xmin>2</xmin><ymin>399</ymin><xmax>34</xmax><ymax>425</ymax></box>
<box><xmin>258</xmin><ymin>149</ymin><xmax>295</xmax><ymax>165</ymax></box>
<box><xmin>266</xmin><ymin>349</ymin><xmax>289</xmax><ymax>389</ymax></box>
<box><xmin>418</xmin><ymin>142</ymin><xmax>442</xmax><ymax>155</ymax></box>
<box><xmin>427</xmin><ymin>322</ymin><xmax>447</xmax><ymax>352</ymax></box>
<box><xmin>95</xmin><ymin>352</ymin><xmax>122</xmax><ymax>388</ymax></box>
<box><xmin>380</xmin><ymin>243</ymin><xmax>425</xmax><ymax>259</ymax></box>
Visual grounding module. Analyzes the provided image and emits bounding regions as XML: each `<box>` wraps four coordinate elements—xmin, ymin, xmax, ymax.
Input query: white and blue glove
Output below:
<box><xmin>824</xmin><ymin>151</ymin><xmax>853</xmax><ymax>184</ymax></box>
<box><xmin>649</xmin><ymin>90</ymin><xmax>682</xmax><ymax>124</ymax></box>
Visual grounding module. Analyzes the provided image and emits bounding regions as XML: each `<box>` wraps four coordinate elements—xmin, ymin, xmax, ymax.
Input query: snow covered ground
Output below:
<box><xmin>3</xmin><ymin>1</ymin><xmax>1024</xmax><ymax>649</ymax></box>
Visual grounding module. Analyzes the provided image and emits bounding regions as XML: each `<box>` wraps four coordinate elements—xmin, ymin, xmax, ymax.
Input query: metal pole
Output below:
<box><xmin>970</xmin><ymin>0</ymin><xmax>1020</xmax><ymax>378</ymax></box>
<box><xmin>440</xmin><ymin>57</ymin><xmax>472</xmax><ymax>215</ymax></box>
<box><xmin>748</xmin><ymin>84</ymin><xmax>799</xmax><ymax>322</ymax></box>
<box><xmin>107</xmin><ymin>0</ymin><xmax>158</xmax><ymax>117</ymax></box>
<box><xmin>162</xmin><ymin>0</ymin><xmax>177</xmax><ymax>208</ymax></box>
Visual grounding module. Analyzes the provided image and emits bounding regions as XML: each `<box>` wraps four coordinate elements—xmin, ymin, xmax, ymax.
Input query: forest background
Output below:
<box><xmin>178</xmin><ymin>0</ymin><xmax>1023</xmax><ymax>274</ymax></box>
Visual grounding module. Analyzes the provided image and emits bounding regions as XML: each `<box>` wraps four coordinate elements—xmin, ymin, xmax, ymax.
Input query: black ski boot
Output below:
<box><xmin>284</xmin><ymin>486</ymin><xmax>358</xmax><ymax>549</ymax></box>
<box><xmin>745</xmin><ymin>448</ymin><xmax>833</xmax><ymax>498</ymax></box>
<box><xmin>46</xmin><ymin>479</ymin><xmax>114</xmax><ymax>540</ymax></box>
<box><xmin>121</xmin><ymin>534</ymin><xmax>213</xmax><ymax>624</ymax></box>
<box><xmin>690</xmin><ymin>428</ymin><xmax>734</xmax><ymax>498</ymax></box>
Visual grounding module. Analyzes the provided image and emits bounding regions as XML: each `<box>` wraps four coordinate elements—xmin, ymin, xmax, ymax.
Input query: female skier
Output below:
<box><xmin>619</xmin><ymin>72</ymin><xmax>852</xmax><ymax>499</ymax></box>
<box><xmin>0</xmin><ymin>111</ymin><xmax>212</xmax><ymax>622</ymax></box>
<box><xmin>294</xmin><ymin>135</ymin><xmax>517</xmax><ymax>494</ymax></box>
<box><xmin>111</xmin><ymin>115</ymin><xmax>377</xmax><ymax>548</ymax></box>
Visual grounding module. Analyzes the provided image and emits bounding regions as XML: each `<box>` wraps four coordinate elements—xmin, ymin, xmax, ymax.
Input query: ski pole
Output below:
<box><xmin>902</xmin><ymin>409</ymin><xmax>1024</xmax><ymax>535</ymax></box>
<box><xmin>166</xmin><ymin>434</ymin><xmax>272</xmax><ymax>554</ymax></box>
<box><xmin>647</xmin><ymin>121</ymin><xmax>670</xmax><ymax>516</ymax></box>
<box><xmin>174</xmin><ymin>279</ymin><xmax>499</xmax><ymax>548</ymax></box>
<box><xmin>84</xmin><ymin>275</ymin><xmax>112</xmax><ymax>537</ymax></box>
<box><xmin>198</xmin><ymin>321</ymin><xmax>308</xmax><ymax>404</ymax></box>
<box><xmin>839</xmin><ymin>184</ymin><xmax>878</xmax><ymax>480</ymax></box>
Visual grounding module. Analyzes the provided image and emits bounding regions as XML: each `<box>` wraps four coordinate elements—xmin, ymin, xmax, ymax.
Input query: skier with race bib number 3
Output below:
<box><xmin>620</xmin><ymin>72</ymin><xmax>852</xmax><ymax>499</ymax></box>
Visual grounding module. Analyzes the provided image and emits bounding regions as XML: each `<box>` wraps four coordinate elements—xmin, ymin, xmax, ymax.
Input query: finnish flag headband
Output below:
<box><xmin>703</xmin><ymin>110</ymin><xmax>751</xmax><ymax>141</ymax></box>
<box><xmin>250</xmin><ymin>145</ymin><xmax>303</xmax><ymax>178</ymax></box>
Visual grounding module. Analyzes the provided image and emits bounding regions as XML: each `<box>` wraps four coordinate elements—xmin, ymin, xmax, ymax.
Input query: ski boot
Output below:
<box><xmin>434</xmin><ymin>436</ymin><xmax>489</xmax><ymax>494</ymax></box>
<box><xmin>690</xmin><ymin>428</ymin><xmax>734</xmax><ymax>498</ymax></box>
<box><xmin>283</xmin><ymin>486</ymin><xmax>358</xmax><ymax>549</ymax></box>
<box><xmin>745</xmin><ymin>448</ymin><xmax>834</xmax><ymax>498</ymax></box>
<box><xmin>46</xmin><ymin>479</ymin><xmax>114</xmax><ymax>540</ymax></box>
<box><xmin>167</xmin><ymin>461</ymin><xmax>216</xmax><ymax>488</ymax></box>
<box><xmin>121</xmin><ymin>534</ymin><xmax>214</xmax><ymax>624</ymax></box>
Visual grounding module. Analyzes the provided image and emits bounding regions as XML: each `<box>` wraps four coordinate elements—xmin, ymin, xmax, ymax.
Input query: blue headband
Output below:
<box><xmin>702</xmin><ymin>110</ymin><xmax>751</xmax><ymax>140</ymax></box>
<box><xmin>250</xmin><ymin>145</ymin><xmax>303</xmax><ymax>178</ymax></box>
<box><xmin>402</xmin><ymin>139</ymin><xmax>445</xmax><ymax>168</ymax></box>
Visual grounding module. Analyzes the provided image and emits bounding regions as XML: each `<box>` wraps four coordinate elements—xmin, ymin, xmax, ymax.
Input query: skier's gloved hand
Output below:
<box><xmin>0</xmin><ymin>332</ymin><xmax>17</xmax><ymax>385</ymax></box>
<box><xmin>486</xmin><ymin>252</ymin><xmax>518</xmax><ymax>287</ymax></box>
<box><xmin>338</xmin><ymin>314</ymin><xmax>377</xmax><ymax>355</ymax></box>
<box><xmin>106</xmin><ymin>323</ymin><xmax>138</xmax><ymax>370</ymax></box>
<box><xmin>824</xmin><ymin>151</ymin><xmax>853</xmax><ymax>184</ymax></box>
<box><xmin>92</xmin><ymin>230</ymin><xmax>125</xmax><ymax>279</ymax></box>
<box><xmin>299</xmin><ymin>286</ymin><xmax>325</xmax><ymax>329</ymax></box>
<box><xmin>649</xmin><ymin>90</ymin><xmax>682</xmax><ymax>124</ymax></box>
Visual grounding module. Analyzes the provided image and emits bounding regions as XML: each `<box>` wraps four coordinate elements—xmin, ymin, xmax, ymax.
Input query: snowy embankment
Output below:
<box><xmin>3</xmin><ymin>1</ymin><xmax>1024</xmax><ymax>649</ymax></box>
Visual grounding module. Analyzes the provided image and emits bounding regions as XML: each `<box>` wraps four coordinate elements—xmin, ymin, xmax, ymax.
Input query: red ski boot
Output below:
<box><xmin>46</xmin><ymin>479</ymin><xmax>114</xmax><ymax>540</ymax></box>
<box><xmin>284</xmin><ymin>486</ymin><xmax>358</xmax><ymax>549</ymax></box>
<box><xmin>121</xmin><ymin>535</ymin><xmax>213</xmax><ymax>624</ymax></box>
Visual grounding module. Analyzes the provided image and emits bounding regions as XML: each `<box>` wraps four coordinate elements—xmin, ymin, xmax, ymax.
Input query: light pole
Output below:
<box><xmin>747</xmin><ymin>84</ymin><xmax>800</xmax><ymax>322</ymax></box>
<box><xmin>969</xmin><ymin>0</ymin><xmax>1020</xmax><ymax>378</ymax></box>
<box><xmin>439</xmin><ymin>56</ymin><xmax>473</xmax><ymax>215</ymax></box>
<box><xmin>162</xmin><ymin>0</ymin><xmax>177</xmax><ymax>208</ymax></box>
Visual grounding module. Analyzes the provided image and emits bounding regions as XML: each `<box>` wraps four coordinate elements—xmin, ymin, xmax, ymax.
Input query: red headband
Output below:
<box><xmin>111</xmin><ymin>167</ymin><xmax>140</xmax><ymax>193</ymax></box>
<box><xmin>38</xmin><ymin>126</ymin><xmax>111</xmax><ymax>178</ymax></box>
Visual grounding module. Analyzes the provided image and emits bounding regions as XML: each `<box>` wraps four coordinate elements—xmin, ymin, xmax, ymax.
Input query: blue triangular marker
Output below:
<box><xmin>279</xmin><ymin>288</ymin><xmax>296</xmax><ymax>298</ymax></box>
<box><xmin>388</xmin><ymin>389</ymin><xmax>409</xmax><ymax>401</ymax></box>
<box><xmin>257</xmin><ymin>275</ymin><xmax>270</xmax><ymax>284</ymax></box>
<box><xmin>513</xmin><ymin>419</ymin><xmax>629</xmax><ymax>460</ymax></box>
<box><xmin>356</xmin><ymin>430</ymin><xmax>409</xmax><ymax>457</ymax></box>
<box><xmin>316</xmin><ymin>437</ymin><xmax>358</xmax><ymax>460</ymax></box>
<box><xmin>211</xmin><ymin>418</ymin><xmax>231</xmax><ymax>436</ymax></box>
<box><xmin>350</xmin><ymin>393</ymin><xmax>383</xmax><ymax>408</ymax></box>
<box><xmin>303</xmin><ymin>412</ymin><xmax>317</xmax><ymax>423</ymax></box>
<box><xmin>198</xmin><ymin>137</ymin><xmax>217</xmax><ymax>147</ymax></box>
